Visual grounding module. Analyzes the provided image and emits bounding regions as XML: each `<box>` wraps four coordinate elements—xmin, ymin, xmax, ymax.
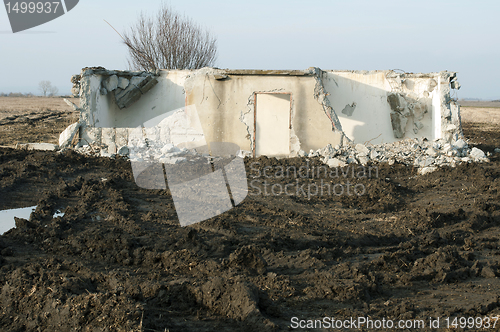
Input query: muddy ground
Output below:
<box><xmin>0</xmin><ymin>104</ymin><xmax>500</xmax><ymax>331</ymax></box>
<box><xmin>0</xmin><ymin>97</ymin><xmax>79</xmax><ymax>147</ymax></box>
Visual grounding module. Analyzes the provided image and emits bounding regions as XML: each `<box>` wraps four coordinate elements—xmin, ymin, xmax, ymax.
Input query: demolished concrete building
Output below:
<box><xmin>59</xmin><ymin>67</ymin><xmax>482</xmax><ymax>225</ymax></box>
<box><xmin>64</xmin><ymin>66</ymin><xmax>463</xmax><ymax>159</ymax></box>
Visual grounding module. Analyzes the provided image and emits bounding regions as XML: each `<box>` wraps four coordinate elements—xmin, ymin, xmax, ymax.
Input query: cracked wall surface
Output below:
<box><xmin>71</xmin><ymin>67</ymin><xmax>462</xmax><ymax>157</ymax></box>
<box><xmin>183</xmin><ymin>67</ymin><xmax>343</xmax><ymax>156</ymax></box>
<box><xmin>74</xmin><ymin>67</ymin><xmax>189</xmax><ymax>153</ymax></box>
<box><xmin>324</xmin><ymin>70</ymin><xmax>462</xmax><ymax>145</ymax></box>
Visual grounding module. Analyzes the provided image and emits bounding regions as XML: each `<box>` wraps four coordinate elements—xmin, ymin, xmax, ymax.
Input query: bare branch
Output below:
<box><xmin>123</xmin><ymin>4</ymin><xmax>217</xmax><ymax>71</ymax></box>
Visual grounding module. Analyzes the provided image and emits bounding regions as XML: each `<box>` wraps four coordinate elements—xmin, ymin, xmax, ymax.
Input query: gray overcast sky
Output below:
<box><xmin>1</xmin><ymin>0</ymin><xmax>499</xmax><ymax>99</ymax></box>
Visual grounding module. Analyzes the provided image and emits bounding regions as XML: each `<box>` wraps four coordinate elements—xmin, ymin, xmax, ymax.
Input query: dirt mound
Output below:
<box><xmin>0</xmin><ymin>121</ymin><xmax>500</xmax><ymax>330</ymax></box>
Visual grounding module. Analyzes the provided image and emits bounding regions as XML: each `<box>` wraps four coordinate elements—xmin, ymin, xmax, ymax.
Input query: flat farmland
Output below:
<box><xmin>0</xmin><ymin>97</ymin><xmax>79</xmax><ymax>146</ymax></box>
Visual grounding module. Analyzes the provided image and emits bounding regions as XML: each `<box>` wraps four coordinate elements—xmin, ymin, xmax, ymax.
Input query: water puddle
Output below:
<box><xmin>0</xmin><ymin>206</ymin><xmax>65</xmax><ymax>235</ymax></box>
<box><xmin>0</xmin><ymin>206</ymin><xmax>36</xmax><ymax>235</ymax></box>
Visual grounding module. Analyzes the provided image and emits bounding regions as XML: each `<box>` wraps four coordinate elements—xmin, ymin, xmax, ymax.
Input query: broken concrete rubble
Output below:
<box><xmin>387</xmin><ymin>93</ymin><xmax>411</xmax><ymax>138</ymax></box>
<box><xmin>115</xmin><ymin>75</ymin><xmax>159</xmax><ymax>109</ymax></box>
<box><xmin>117</xmin><ymin>146</ymin><xmax>129</xmax><ymax>156</ymax></box>
<box><xmin>100</xmin><ymin>73</ymin><xmax>159</xmax><ymax>109</ymax></box>
<box><xmin>469</xmin><ymin>147</ymin><xmax>486</xmax><ymax>160</ymax></box>
<box><xmin>16</xmin><ymin>143</ymin><xmax>58</xmax><ymax>151</ymax></box>
<box><xmin>75</xmin><ymin>67</ymin><xmax>464</xmax><ymax>154</ymax></box>
<box><xmin>327</xmin><ymin>158</ymin><xmax>347</xmax><ymax>168</ymax></box>
<box><xmin>387</xmin><ymin>90</ymin><xmax>433</xmax><ymax>139</ymax></box>
<box><xmin>67</xmin><ymin>123</ymin><xmax>489</xmax><ymax>176</ymax></box>
<box><xmin>314</xmin><ymin>138</ymin><xmax>488</xmax><ymax>175</ymax></box>
<box><xmin>418</xmin><ymin>166</ymin><xmax>438</xmax><ymax>175</ymax></box>
<box><xmin>73</xmin><ymin>67</ymin><xmax>160</xmax><ymax>113</ymax></box>
<box><xmin>64</xmin><ymin>66</ymin><xmax>483</xmax><ymax>175</ymax></box>
<box><xmin>70</xmin><ymin>74</ymin><xmax>81</xmax><ymax>97</ymax></box>
<box><xmin>355</xmin><ymin>143</ymin><xmax>369</xmax><ymax>156</ymax></box>
<box><xmin>59</xmin><ymin>122</ymin><xmax>80</xmax><ymax>149</ymax></box>
<box><xmin>104</xmin><ymin>75</ymin><xmax>118</xmax><ymax>91</ymax></box>
<box><xmin>118</xmin><ymin>77</ymin><xmax>129</xmax><ymax>89</ymax></box>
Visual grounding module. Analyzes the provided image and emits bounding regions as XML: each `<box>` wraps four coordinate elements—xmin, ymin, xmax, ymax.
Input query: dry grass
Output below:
<box><xmin>458</xmin><ymin>100</ymin><xmax>500</xmax><ymax>130</ymax></box>
<box><xmin>0</xmin><ymin>97</ymin><xmax>79</xmax><ymax>120</ymax></box>
<box><xmin>458</xmin><ymin>100</ymin><xmax>500</xmax><ymax>108</ymax></box>
<box><xmin>0</xmin><ymin>97</ymin><xmax>80</xmax><ymax>146</ymax></box>
<box><xmin>460</xmin><ymin>107</ymin><xmax>500</xmax><ymax>128</ymax></box>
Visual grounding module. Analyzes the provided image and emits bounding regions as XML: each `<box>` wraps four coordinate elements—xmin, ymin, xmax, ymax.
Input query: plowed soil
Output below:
<box><xmin>0</xmin><ymin>103</ymin><xmax>500</xmax><ymax>331</ymax></box>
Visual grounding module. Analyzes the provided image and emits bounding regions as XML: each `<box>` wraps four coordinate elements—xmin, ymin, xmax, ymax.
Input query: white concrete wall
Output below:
<box><xmin>76</xmin><ymin>68</ymin><xmax>462</xmax><ymax>157</ymax></box>
<box><xmin>88</xmin><ymin>70</ymin><xmax>189</xmax><ymax>128</ymax></box>
<box><xmin>184</xmin><ymin>69</ymin><xmax>343</xmax><ymax>156</ymax></box>
<box><xmin>323</xmin><ymin>70</ymin><xmax>442</xmax><ymax>145</ymax></box>
<box><xmin>79</xmin><ymin>70</ymin><xmax>193</xmax><ymax>152</ymax></box>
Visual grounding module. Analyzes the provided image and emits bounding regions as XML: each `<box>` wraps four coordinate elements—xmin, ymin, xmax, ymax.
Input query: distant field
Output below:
<box><xmin>0</xmin><ymin>96</ymin><xmax>79</xmax><ymax>120</ymax></box>
<box><xmin>458</xmin><ymin>100</ymin><xmax>500</xmax><ymax>108</ymax></box>
<box><xmin>459</xmin><ymin>104</ymin><xmax>500</xmax><ymax>127</ymax></box>
<box><xmin>0</xmin><ymin>97</ymin><xmax>79</xmax><ymax>146</ymax></box>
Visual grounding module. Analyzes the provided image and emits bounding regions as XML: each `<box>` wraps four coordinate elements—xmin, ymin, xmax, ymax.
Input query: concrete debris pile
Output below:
<box><xmin>128</xmin><ymin>141</ymin><xmax>193</xmax><ymax>165</ymax></box>
<box><xmin>75</xmin><ymin>142</ymin><xmax>114</xmax><ymax>156</ymax></box>
<box><xmin>66</xmin><ymin>135</ymin><xmax>492</xmax><ymax>177</ymax></box>
<box><xmin>71</xmin><ymin>67</ymin><xmax>159</xmax><ymax>109</ymax></box>
<box><xmin>71</xmin><ymin>141</ymin><xmax>237</xmax><ymax>171</ymax></box>
<box><xmin>103</xmin><ymin>74</ymin><xmax>158</xmax><ymax>109</ymax></box>
<box><xmin>59</xmin><ymin>66</ymin><xmax>486</xmax><ymax>176</ymax></box>
<box><xmin>302</xmin><ymin>138</ymin><xmax>489</xmax><ymax>175</ymax></box>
